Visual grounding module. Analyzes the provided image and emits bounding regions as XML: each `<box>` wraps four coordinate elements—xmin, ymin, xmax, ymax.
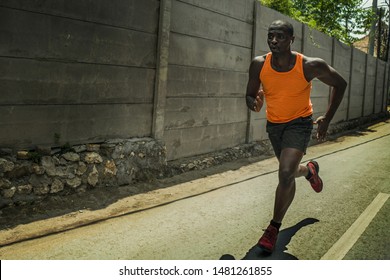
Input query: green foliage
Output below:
<box><xmin>260</xmin><ymin>0</ymin><xmax>377</xmax><ymax>45</ymax></box>
<box><xmin>261</xmin><ymin>0</ymin><xmax>293</xmax><ymax>16</ymax></box>
<box><xmin>27</xmin><ymin>151</ymin><xmax>42</xmax><ymax>163</ymax></box>
<box><xmin>53</xmin><ymin>132</ymin><xmax>75</xmax><ymax>154</ymax></box>
<box><xmin>60</xmin><ymin>142</ymin><xmax>75</xmax><ymax>154</ymax></box>
<box><xmin>54</xmin><ymin>132</ymin><xmax>61</xmax><ymax>145</ymax></box>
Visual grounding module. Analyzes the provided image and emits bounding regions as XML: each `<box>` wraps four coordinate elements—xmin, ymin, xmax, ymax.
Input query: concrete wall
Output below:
<box><xmin>302</xmin><ymin>27</ymin><xmax>335</xmax><ymax>121</ymax></box>
<box><xmin>364</xmin><ymin>56</ymin><xmax>378</xmax><ymax>116</ymax></box>
<box><xmin>375</xmin><ymin>60</ymin><xmax>387</xmax><ymax>114</ymax></box>
<box><xmin>0</xmin><ymin>0</ymin><xmax>389</xmax><ymax>161</ymax></box>
<box><xmin>384</xmin><ymin>63</ymin><xmax>390</xmax><ymax>109</ymax></box>
<box><xmin>332</xmin><ymin>40</ymin><xmax>351</xmax><ymax>123</ymax></box>
<box><xmin>163</xmin><ymin>0</ymin><xmax>254</xmax><ymax>159</ymax></box>
<box><xmin>349</xmin><ymin>48</ymin><xmax>367</xmax><ymax>119</ymax></box>
<box><xmin>0</xmin><ymin>0</ymin><xmax>159</xmax><ymax>147</ymax></box>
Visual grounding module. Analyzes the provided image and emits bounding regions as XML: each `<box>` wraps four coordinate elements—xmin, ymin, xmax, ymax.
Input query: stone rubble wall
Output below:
<box><xmin>0</xmin><ymin>138</ymin><xmax>167</xmax><ymax>207</ymax></box>
<box><xmin>0</xmin><ymin>136</ymin><xmax>274</xmax><ymax>207</ymax></box>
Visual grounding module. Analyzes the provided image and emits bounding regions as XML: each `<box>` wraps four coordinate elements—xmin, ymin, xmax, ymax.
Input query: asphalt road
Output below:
<box><xmin>0</xmin><ymin>121</ymin><xmax>389</xmax><ymax>260</ymax></box>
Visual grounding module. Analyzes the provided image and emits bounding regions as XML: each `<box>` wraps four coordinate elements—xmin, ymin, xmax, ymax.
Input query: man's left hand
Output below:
<box><xmin>314</xmin><ymin>116</ymin><xmax>330</xmax><ymax>141</ymax></box>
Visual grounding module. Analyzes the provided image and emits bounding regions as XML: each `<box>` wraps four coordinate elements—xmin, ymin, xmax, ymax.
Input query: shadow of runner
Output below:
<box><xmin>220</xmin><ymin>218</ymin><xmax>319</xmax><ymax>260</ymax></box>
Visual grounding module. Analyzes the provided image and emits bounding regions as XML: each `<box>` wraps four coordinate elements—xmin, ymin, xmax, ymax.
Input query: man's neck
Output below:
<box><xmin>271</xmin><ymin>51</ymin><xmax>295</xmax><ymax>72</ymax></box>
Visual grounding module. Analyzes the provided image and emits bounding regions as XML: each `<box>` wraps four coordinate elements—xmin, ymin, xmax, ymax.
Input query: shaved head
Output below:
<box><xmin>269</xmin><ymin>20</ymin><xmax>294</xmax><ymax>36</ymax></box>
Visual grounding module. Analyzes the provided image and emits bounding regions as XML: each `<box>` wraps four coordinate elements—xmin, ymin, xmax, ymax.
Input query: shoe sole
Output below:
<box><xmin>308</xmin><ymin>161</ymin><xmax>323</xmax><ymax>193</ymax></box>
<box><xmin>311</xmin><ymin>160</ymin><xmax>319</xmax><ymax>173</ymax></box>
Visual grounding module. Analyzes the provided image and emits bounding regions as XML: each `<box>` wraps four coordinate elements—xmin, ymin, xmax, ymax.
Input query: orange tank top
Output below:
<box><xmin>259</xmin><ymin>52</ymin><xmax>313</xmax><ymax>123</ymax></box>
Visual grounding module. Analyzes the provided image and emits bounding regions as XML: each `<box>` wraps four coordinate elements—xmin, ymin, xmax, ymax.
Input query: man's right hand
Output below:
<box><xmin>246</xmin><ymin>91</ymin><xmax>264</xmax><ymax>112</ymax></box>
<box><xmin>253</xmin><ymin>91</ymin><xmax>264</xmax><ymax>112</ymax></box>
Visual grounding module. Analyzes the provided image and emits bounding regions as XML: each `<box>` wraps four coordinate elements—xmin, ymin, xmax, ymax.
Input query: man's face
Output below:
<box><xmin>267</xmin><ymin>25</ymin><xmax>292</xmax><ymax>53</ymax></box>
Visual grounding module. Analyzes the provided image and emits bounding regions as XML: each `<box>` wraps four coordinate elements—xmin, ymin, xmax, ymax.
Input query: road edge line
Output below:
<box><xmin>321</xmin><ymin>192</ymin><xmax>389</xmax><ymax>260</ymax></box>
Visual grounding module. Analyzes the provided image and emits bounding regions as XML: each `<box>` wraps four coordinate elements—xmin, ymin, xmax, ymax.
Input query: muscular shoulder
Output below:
<box><xmin>249</xmin><ymin>54</ymin><xmax>267</xmax><ymax>78</ymax></box>
<box><xmin>302</xmin><ymin>55</ymin><xmax>330</xmax><ymax>81</ymax></box>
<box><xmin>252</xmin><ymin>55</ymin><xmax>267</xmax><ymax>69</ymax></box>
<box><xmin>303</xmin><ymin>55</ymin><xmax>328</xmax><ymax>68</ymax></box>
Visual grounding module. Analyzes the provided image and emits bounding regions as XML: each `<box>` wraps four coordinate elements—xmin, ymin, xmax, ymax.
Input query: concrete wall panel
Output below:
<box><xmin>375</xmin><ymin>60</ymin><xmax>386</xmax><ymax>113</ymax></box>
<box><xmin>303</xmin><ymin>27</ymin><xmax>333</xmax><ymax>62</ymax></box>
<box><xmin>0</xmin><ymin>1</ymin><xmax>158</xmax><ymax>148</ymax></box>
<box><xmin>164</xmin><ymin>122</ymin><xmax>247</xmax><ymax>160</ymax></box>
<box><xmin>0</xmin><ymin>58</ymin><xmax>155</xmax><ymax>105</ymax></box>
<box><xmin>164</xmin><ymin>0</ymin><xmax>254</xmax><ymax>159</ymax></box>
<box><xmin>250</xmin><ymin>102</ymin><xmax>268</xmax><ymax>141</ymax></box>
<box><xmin>0</xmin><ymin>0</ymin><xmax>159</xmax><ymax>33</ymax></box>
<box><xmin>167</xmin><ymin>65</ymin><xmax>247</xmax><ymax>97</ymax></box>
<box><xmin>0</xmin><ymin>7</ymin><xmax>157</xmax><ymax>67</ymax></box>
<box><xmin>348</xmin><ymin>49</ymin><xmax>366</xmax><ymax>119</ymax></box>
<box><xmin>251</xmin><ymin>118</ymin><xmax>268</xmax><ymax>141</ymax></box>
<box><xmin>171</xmin><ymin>0</ymin><xmax>252</xmax><ymax>48</ymax></box>
<box><xmin>169</xmin><ymin>33</ymin><xmax>251</xmax><ymax>72</ymax></box>
<box><xmin>311</xmin><ymin>80</ymin><xmax>330</xmax><ymax>119</ymax></box>
<box><xmin>332</xmin><ymin>40</ymin><xmax>351</xmax><ymax>122</ymax></box>
<box><xmin>303</xmin><ymin>27</ymin><xmax>333</xmax><ymax>120</ymax></box>
<box><xmin>0</xmin><ymin>104</ymin><xmax>152</xmax><ymax>148</ymax></box>
<box><xmin>178</xmin><ymin>0</ymin><xmax>254</xmax><ymax>22</ymax></box>
<box><xmin>364</xmin><ymin>56</ymin><xmax>377</xmax><ymax>116</ymax></box>
<box><xmin>165</xmin><ymin>97</ymin><xmax>247</xmax><ymax>130</ymax></box>
<box><xmin>384</xmin><ymin>65</ymin><xmax>390</xmax><ymax>109</ymax></box>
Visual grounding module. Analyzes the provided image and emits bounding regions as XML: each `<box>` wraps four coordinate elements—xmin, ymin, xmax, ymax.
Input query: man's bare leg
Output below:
<box><xmin>273</xmin><ymin>148</ymin><xmax>304</xmax><ymax>223</ymax></box>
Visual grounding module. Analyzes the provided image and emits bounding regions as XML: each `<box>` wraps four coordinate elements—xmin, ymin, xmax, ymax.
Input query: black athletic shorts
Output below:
<box><xmin>266</xmin><ymin>115</ymin><xmax>313</xmax><ymax>159</ymax></box>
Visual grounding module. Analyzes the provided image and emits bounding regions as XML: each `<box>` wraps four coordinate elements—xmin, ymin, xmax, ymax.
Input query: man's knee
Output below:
<box><xmin>278</xmin><ymin>167</ymin><xmax>295</xmax><ymax>187</ymax></box>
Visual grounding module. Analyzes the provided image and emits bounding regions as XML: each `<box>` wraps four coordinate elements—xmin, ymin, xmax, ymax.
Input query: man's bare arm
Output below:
<box><xmin>246</xmin><ymin>57</ymin><xmax>265</xmax><ymax>112</ymax></box>
<box><xmin>306</xmin><ymin>57</ymin><xmax>347</xmax><ymax>140</ymax></box>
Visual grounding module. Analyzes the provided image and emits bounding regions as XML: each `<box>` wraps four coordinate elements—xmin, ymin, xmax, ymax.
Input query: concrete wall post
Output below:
<box><xmin>152</xmin><ymin>0</ymin><xmax>172</xmax><ymax>140</ymax></box>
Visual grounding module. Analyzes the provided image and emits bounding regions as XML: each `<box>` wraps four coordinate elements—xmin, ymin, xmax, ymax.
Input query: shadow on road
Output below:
<box><xmin>220</xmin><ymin>218</ymin><xmax>319</xmax><ymax>260</ymax></box>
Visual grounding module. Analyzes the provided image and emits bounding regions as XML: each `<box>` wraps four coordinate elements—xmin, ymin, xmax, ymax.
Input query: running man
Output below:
<box><xmin>245</xmin><ymin>20</ymin><xmax>347</xmax><ymax>253</ymax></box>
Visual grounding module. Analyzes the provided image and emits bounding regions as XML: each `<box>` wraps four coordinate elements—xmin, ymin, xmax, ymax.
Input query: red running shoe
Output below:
<box><xmin>307</xmin><ymin>161</ymin><xmax>323</xmax><ymax>193</ymax></box>
<box><xmin>257</xmin><ymin>224</ymin><xmax>278</xmax><ymax>253</ymax></box>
